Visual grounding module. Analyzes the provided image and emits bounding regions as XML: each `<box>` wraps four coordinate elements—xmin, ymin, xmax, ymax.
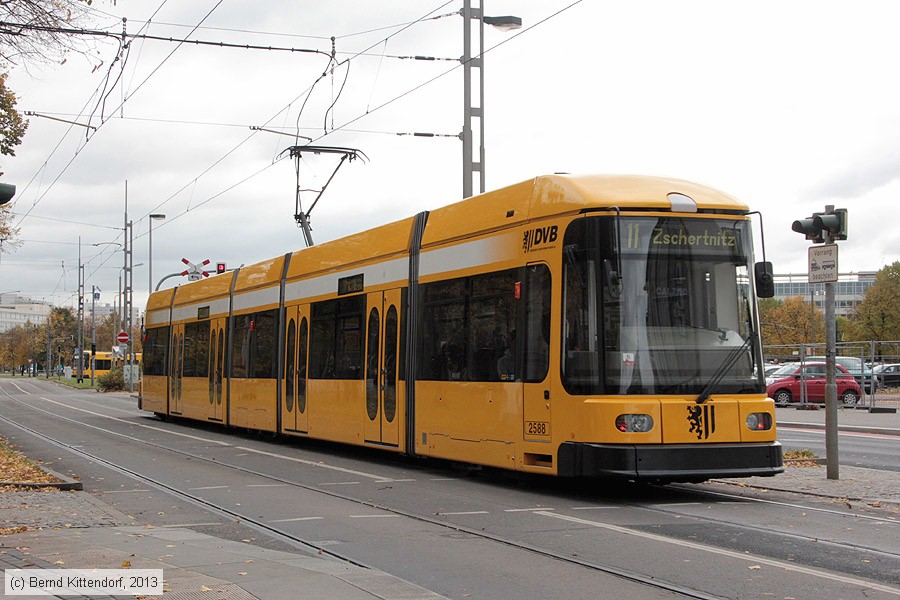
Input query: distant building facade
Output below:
<box><xmin>773</xmin><ymin>272</ymin><xmax>876</xmax><ymax>317</ymax></box>
<box><xmin>0</xmin><ymin>293</ymin><xmax>52</xmax><ymax>332</ymax></box>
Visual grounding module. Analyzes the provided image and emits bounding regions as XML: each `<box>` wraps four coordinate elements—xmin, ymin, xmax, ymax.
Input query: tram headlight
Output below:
<box><xmin>745</xmin><ymin>412</ymin><xmax>773</xmax><ymax>431</ymax></box>
<box><xmin>615</xmin><ymin>414</ymin><xmax>654</xmax><ymax>433</ymax></box>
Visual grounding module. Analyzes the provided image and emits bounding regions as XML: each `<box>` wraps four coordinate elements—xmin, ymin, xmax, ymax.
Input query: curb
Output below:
<box><xmin>0</xmin><ymin>464</ymin><xmax>83</xmax><ymax>491</ymax></box>
<box><xmin>777</xmin><ymin>421</ymin><xmax>900</xmax><ymax>437</ymax></box>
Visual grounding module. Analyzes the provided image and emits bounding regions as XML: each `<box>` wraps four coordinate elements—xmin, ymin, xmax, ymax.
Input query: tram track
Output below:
<box><xmin>2</xmin><ymin>384</ymin><xmax>899</xmax><ymax>598</ymax></box>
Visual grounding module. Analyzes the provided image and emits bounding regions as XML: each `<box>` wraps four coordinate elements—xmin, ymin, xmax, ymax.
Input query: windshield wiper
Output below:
<box><xmin>695</xmin><ymin>335</ymin><xmax>754</xmax><ymax>405</ymax></box>
<box><xmin>695</xmin><ymin>298</ymin><xmax>758</xmax><ymax>404</ymax></box>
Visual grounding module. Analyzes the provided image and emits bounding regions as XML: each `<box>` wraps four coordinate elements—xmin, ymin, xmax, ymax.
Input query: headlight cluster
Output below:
<box><xmin>615</xmin><ymin>414</ymin><xmax>654</xmax><ymax>433</ymax></box>
<box><xmin>746</xmin><ymin>412</ymin><xmax>773</xmax><ymax>431</ymax></box>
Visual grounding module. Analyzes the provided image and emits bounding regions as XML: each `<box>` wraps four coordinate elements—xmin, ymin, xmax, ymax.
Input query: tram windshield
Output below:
<box><xmin>562</xmin><ymin>216</ymin><xmax>764</xmax><ymax>395</ymax></box>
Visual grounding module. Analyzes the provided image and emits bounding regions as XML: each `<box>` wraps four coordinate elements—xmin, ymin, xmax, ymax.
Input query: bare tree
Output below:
<box><xmin>0</xmin><ymin>1</ymin><xmax>105</xmax><ymax>250</ymax></box>
<box><xmin>0</xmin><ymin>0</ymin><xmax>95</xmax><ymax>68</ymax></box>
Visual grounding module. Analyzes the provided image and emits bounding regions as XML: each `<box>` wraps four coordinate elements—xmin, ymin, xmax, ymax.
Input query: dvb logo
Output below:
<box><xmin>522</xmin><ymin>225</ymin><xmax>558</xmax><ymax>252</ymax></box>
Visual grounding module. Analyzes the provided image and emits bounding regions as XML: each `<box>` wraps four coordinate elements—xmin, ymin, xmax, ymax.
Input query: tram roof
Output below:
<box><xmin>421</xmin><ymin>173</ymin><xmax>748</xmax><ymax>247</ymax></box>
<box><xmin>148</xmin><ymin>174</ymin><xmax>748</xmax><ymax>309</ymax></box>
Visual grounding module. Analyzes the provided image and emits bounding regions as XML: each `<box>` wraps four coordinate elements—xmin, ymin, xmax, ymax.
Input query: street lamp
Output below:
<box><xmin>461</xmin><ymin>1</ymin><xmax>522</xmax><ymax>198</ymax></box>
<box><xmin>149</xmin><ymin>214</ymin><xmax>166</xmax><ymax>294</ymax></box>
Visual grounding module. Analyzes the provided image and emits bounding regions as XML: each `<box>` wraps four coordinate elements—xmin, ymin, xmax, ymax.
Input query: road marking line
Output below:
<box><xmin>571</xmin><ymin>506</ymin><xmax>620</xmax><ymax>510</ymax></box>
<box><xmin>319</xmin><ymin>481</ymin><xmax>361</xmax><ymax>486</ymax></box>
<box><xmin>269</xmin><ymin>517</ymin><xmax>324</xmax><ymax>523</ymax></box>
<box><xmin>188</xmin><ymin>485</ymin><xmax>229</xmax><ymax>490</ymax></box>
<box><xmin>536</xmin><ymin>511</ymin><xmax>900</xmax><ymax>595</ymax></box>
<box><xmin>504</xmin><ymin>507</ymin><xmax>555</xmax><ymax>512</ymax></box>
<box><xmin>9</xmin><ymin>382</ymin><xmax>31</xmax><ymax>394</ymax></box>
<box><xmin>439</xmin><ymin>511</ymin><xmax>489</xmax><ymax>516</ymax></box>
<box><xmin>235</xmin><ymin>446</ymin><xmax>392</xmax><ymax>481</ymax></box>
<box><xmin>247</xmin><ymin>484</ymin><xmax>289</xmax><ymax>487</ymax></box>
<box><xmin>349</xmin><ymin>514</ymin><xmax>399</xmax><ymax>519</ymax></box>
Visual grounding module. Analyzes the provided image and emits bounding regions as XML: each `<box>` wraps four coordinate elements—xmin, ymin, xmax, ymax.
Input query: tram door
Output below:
<box><xmin>207</xmin><ymin>318</ymin><xmax>226</xmax><ymax>422</ymax></box>
<box><xmin>282</xmin><ymin>305</ymin><xmax>310</xmax><ymax>433</ymax></box>
<box><xmin>170</xmin><ymin>323</ymin><xmax>184</xmax><ymax>414</ymax></box>
<box><xmin>364</xmin><ymin>289</ymin><xmax>401</xmax><ymax>446</ymax></box>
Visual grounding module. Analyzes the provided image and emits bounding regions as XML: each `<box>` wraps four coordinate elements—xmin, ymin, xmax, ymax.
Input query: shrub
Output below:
<box><xmin>97</xmin><ymin>367</ymin><xmax>125</xmax><ymax>392</ymax></box>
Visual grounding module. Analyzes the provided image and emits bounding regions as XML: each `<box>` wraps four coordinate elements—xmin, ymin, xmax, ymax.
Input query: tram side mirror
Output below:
<box><xmin>755</xmin><ymin>261</ymin><xmax>775</xmax><ymax>298</ymax></box>
<box><xmin>603</xmin><ymin>259</ymin><xmax>623</xmax><ymax>297</ymax></box>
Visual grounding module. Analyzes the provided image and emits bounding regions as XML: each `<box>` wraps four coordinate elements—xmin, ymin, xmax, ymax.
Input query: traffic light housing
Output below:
<box><xmin>0</xmin><ymin>183</ymin><xmax>15</xmax><ymax>206</ymax></box>
<box><xmin>216</xmin><ymin>262</ymin><xmax>227</xmax><ymax>274</ymax></box>
<box><xmin>792</xmin><ymin>207</ymin><xmax>848</xmax><ymax>243</ymax></box>
<box><xmin>791</xmin><ymin>212</ymin><xmax>825</xmax><ymax>243</ymax></box>
<box><xmin>813</xmin><ymin>208</ymin><xmax>848</xmax><ymax>241</ymax></box>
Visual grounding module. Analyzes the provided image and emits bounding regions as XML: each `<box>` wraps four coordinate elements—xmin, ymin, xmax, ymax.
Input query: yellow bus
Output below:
<box><xmin>140</xmin><ymin>174</ymin><xmax>782</xmax><ymax>482</ymax></box>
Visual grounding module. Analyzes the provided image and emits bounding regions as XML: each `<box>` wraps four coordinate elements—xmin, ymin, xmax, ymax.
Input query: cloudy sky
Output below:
<box><xmin>2</xmin><ymin>0</ymin><xmax>899</xmax><ymax>313</ymax></box>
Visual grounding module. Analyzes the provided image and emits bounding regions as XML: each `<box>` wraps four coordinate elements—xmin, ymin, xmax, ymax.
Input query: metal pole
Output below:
<box><xmin>823</xmin><ymin>213</ymin><xmax>838</xmax><ymax>480</ymax></box>
<box><xmin>90</xmin><ymin>285</ymin><xmax>96</xmax><ymax>385</ymax></box>
<box><xmin>477</xmin><ymin>7</ymin><xmax>486</xmax><ymax>196</ymax></box>
<box><xmin>462</xmin><ymin>0</ymin><xmax>474</xmax><ymax>199</ymax></box>
<box><xmin>45</xmin><ymin>323</ymin><xmax>50</xmax><ymax>379</ymax></box>
<box><xmin>127</xmin><ymin>219</ymin><xmax>134</xmax><ymax>393</ymax></box>
<box><xmin>77</xmin><ymin>237</ymin><xmax>84</xmax><ymax>383</ymax></box>
<box><xmin>149</xmin><ymin>219</ymin><xmax>153</xmax><ymax>294</ymax></box>
<box><xmin>149</xmin><ymin>214</ymin><xmax>166</xmax><ymax>293</ymax></box>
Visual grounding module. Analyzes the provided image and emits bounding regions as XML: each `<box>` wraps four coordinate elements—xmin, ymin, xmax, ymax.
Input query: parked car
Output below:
<box><xmin>766</xmin><ymin>362</ymin><xmax>862</xmax><ymax>406</ymax></box>
<box><xmin>806</xmin><ymin>356</ymin><xmax>879</xmax><ymax>393</ymax></box>
<box><xmin>873</xmin><ymin>363</ymin><xmax>900</xmax><ymax>388</ymax></box>
<box><xmin>763</xmin><ymin>363</ymin><xmax>783</xmax><ymax>379</ymax></box>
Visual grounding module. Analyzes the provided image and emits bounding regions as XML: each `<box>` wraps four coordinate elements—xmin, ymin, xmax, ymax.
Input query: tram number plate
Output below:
<box><xmin>525</xmin><ymin>421</ymin><xmax>550</xmax><ymax>436</ymax></box>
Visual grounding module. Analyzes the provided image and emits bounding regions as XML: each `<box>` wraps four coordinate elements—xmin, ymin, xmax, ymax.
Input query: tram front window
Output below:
<box><xmin>563</xmin><ymin>216</ymin><xmax>764</xmax><ymax>396</ymax></box>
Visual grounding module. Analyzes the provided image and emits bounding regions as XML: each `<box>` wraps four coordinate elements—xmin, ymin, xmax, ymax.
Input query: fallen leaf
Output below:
<box><xmin>122</xmin><ymin>560</ymin><xmax>131</xmax><ymax>568</ymax></box>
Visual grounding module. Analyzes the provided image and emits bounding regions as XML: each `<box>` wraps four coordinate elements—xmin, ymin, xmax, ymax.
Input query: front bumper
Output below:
<box><xmin>557</xmin><ymin>441</ymin><xmax>783</xmax><ymax>481</ymax></box>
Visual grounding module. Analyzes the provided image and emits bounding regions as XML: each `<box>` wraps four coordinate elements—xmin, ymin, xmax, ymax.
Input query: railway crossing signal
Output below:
<box><xmin>216</xmin><ymin>262</ymin><xmax>227</xmax><ymax>274</ymax></box>
<box><xmin>181</xmin><ymin>258</ymin><xmax>211</xmax><ymax>281</ymax></box>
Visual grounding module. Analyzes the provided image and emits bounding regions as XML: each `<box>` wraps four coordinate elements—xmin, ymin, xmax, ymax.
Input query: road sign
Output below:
<box><xmin>116</xmin><ymin>330</ymin><xmax>130</xmax><ymax>344</ymax></box>
<box><xmin>808</xmin><ymin>244</ymin><xmax>838</xmax><ymax>283</ymax></box>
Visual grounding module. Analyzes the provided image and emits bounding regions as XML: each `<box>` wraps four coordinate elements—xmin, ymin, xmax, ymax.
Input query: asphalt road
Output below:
<box><xmin>778</xmin><ymin>426</ymin><xmax>900</xmax><ymax>472</ymax></box>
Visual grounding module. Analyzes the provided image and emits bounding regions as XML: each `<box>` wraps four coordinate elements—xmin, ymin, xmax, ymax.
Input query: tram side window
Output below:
<box><xmin>229</xmin><ymin>309</ymin><xmax>277</xmax><ymax>379</ymax></box>
<box><xmin>182</xmin><ymin>321</ymin><xmax>210</xmax><ymax>378</ymax></box>
<box><xmin>420</xmin><ymin>268</ymin><xmax>518</xmax><ymax>382</ymax></box>
<box><xmin>143</xmin><ymin>326</ymin><xmax>169</xmax><ymax>376</ymax></box>
<box><xmin>309</xmin><ymin>296</ymin><xmax>365</xmax><ymax>380</ymax></box>
<box><xmin>524</xmin><ymin>264</ymin><xmax>551</xmax><ymax>382</ymax></box>
<box><xmin>252</xmin><ymin>310</ymin><xmax>277</xmax><ymax>378</ymax></box>
<box><xmin>562</xmin><ymin>219</ymin><xmax>604</xmax><ymax>395</ymax></box>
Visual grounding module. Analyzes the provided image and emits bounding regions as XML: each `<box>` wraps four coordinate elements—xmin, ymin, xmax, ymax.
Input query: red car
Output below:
<box><xmin>766</xmin><ymin>362</ymin><xmax>861</xmax><ymax>405</ymax></box>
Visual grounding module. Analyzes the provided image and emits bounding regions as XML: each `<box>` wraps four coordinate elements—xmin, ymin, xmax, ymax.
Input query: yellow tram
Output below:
<box><xmin>140</xmin><ymin>174</ymin><xmax>783</xmax><ymax>481</ymax></box>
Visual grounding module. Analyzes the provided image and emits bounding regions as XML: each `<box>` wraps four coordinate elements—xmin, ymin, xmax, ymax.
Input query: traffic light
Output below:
<box><xmin>216</xmin><ymin>262</ymin><xmax>227</xmax><ymax>274</ymax></box>
<box><xmin>813</xmin><ymin>208</ymin><xmax>848</xmax><ymax>241</ymax></box>
<box><xmin>0</xmin><ymin>183</ymin><xmax>15</xmax><ymax>206</ymax></box>
<box><xmin>791</xmin><ymin>212</ymin><xmax>825</xmax><ymax>243</ymax></box>
<box><xmin>792</xmin><ymin>207</ymin><xmax>848</xmax><ymax>243</ymax></box>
